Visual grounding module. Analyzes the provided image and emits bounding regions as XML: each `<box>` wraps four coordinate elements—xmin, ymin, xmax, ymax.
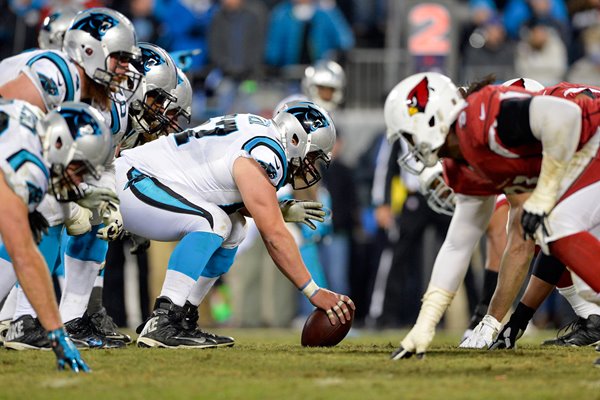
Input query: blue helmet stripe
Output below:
<box><xmin>242</xmin><ymin>136</ymin><xmax>288</xmax><ymax>190</ymax></box>
<box><xmin>27</xmin><ymin>52</ymin><xmax>75</xmax><ymax>102</ymax></box>
<box><xmin>7</xmin><ymin>149</ymin><xmax>49</xmax><ymax>179</ymax></box>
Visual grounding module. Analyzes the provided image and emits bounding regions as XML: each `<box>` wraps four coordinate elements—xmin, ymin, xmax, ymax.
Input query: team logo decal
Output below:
<box><xmin>287</xmin><ymin>104</ymin><xmax>329</xmax><ymax>134</ymax></box>
<box><xmin>141</xmin><ymin>48</ymin><xmax>165</xmax><ymax>74</ymax></box>
<box><xmin>508</xmin><ymin>78</ymin><xmax>526</xmax><ymax>88</ymax></box>
<box><xmin>406</xmin><ymin>77</ymin><xmax>429</xmax><ymax>116</ymax></box>
<box><xmin>71</xmin><ymin>13</ymin><xmax>119</xmax><ymax>41</ymax></box>
<box><xmin>60</xmin><ymin>108</ymin><xmax>102</xmax><ymax>138</ymax></box>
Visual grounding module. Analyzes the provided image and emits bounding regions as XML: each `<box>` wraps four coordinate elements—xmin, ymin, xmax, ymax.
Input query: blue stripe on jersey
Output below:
<box><xmin>125</xmin><ymin>168</ymin><xmax>214</xmax><ymax>229</ymax></box>
<box><xmin>7</xmin><ymin>149</ymin><xmax>49</xmax><ymax>179</ymax></box>
<box><xmin>26</xmin><ymin>52</ymin><xmax>75</xmax><ymax>102</ymax></box>
<box><xmin>242</xmin><ymin>136</ymin><xmax>288</xmax><ymax>190</ymax></box>
<box><xmin>110</xmin><ymin>101</ymin><xmax>120</xmax><ymax>135</ymax></box>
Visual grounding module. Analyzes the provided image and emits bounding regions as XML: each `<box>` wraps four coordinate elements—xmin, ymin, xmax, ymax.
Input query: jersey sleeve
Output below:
<box><xmin>232</xmin><ymin>136</ymin><xmax>288</xmax><ymax>190</ymax></box>
<box><xmin>22</xmin><ymin>51</ymin><xmax>81</xmax><ymax>111</ymax></box>
<box><xmin>0</xmin><ymin>156</ymin><xmax>49</xmax><ymax>212</ymax></box>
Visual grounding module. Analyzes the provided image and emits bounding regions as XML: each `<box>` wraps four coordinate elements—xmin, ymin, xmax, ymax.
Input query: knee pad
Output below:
<box><xmin>201</xmin><ymin>247</ymin><xmax>238</xmax><ymax>278</ymax></box>
<box><xmin>65</xmin><ymin>225</ymin><xmax>109</xmax><ymax>263</ymax></box>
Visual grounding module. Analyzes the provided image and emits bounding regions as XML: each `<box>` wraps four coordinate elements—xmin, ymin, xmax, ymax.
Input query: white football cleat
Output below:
<box><xmin>459</xmin><ymin>315</ymin><xmax>501</xmax><ymax>349</ymax></box>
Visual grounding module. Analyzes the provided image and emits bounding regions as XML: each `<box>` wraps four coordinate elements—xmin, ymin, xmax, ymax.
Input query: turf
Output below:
<box><xmin>1</xmin><ymin>329</ymin><xmax>599</xmax><ymax>400</ymax></box>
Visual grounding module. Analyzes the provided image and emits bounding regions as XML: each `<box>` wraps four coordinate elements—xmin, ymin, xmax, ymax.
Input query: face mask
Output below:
<box><xmin>293</xmin><ymin>4</ymin><xmax>316</xmax><ymax>21</ymax></box>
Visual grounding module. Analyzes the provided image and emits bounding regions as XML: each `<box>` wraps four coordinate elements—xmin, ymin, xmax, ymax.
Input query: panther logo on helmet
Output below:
<box><xmin>141</xmin><ymin>47</ymin><xmax>165</xmax><ymax>74</ymax></box>
<box><xmin>406</xmin><ymin>77</ymin><xmax>430</xmax><ymax>116</ymax></box>
<box><xmin>70</xmin><ymin>13</ymin><xmax>119</xmax><ymax>41</ymax></box>
<box><xmin>286</xmin><ymin>103</ymin><xmax>330</xmax><ymax>134</ymax></box>
<box><xmin>60</xmin><ymin>108</ymin><xmax>103</xmax><ymax>138</ymax></box>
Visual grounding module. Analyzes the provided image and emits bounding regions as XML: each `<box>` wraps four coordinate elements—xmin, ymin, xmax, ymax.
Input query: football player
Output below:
<box><xmin>0</xmin><ymin>7</ymin><xmax>141</xmax><ymax>349</ymax></box>
<box><xmin>115</xmin><ymin>101</ymin><xmax>354</xmax><ymax>348</ymax></box>
<box><xmin>0</xmin><ymin>100</ymin><xmax>114</xmax><ymax>370</ymax></box>
<box><xmin>385</xmin><ymin>72</ymin><xmax>600</xmax><ymax>361</ymax></box>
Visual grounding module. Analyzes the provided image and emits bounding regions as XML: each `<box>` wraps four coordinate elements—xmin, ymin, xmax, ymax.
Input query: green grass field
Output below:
<box><xmin>1</xmin><ymin>329</ymin><xmax>599</xmax><ymax>400</ymax></box>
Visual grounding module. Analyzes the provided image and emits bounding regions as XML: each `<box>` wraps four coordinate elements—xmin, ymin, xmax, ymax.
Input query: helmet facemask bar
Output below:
<box><xmin>165</xmin><ymin>106</ymin><xmax>191</xmax><ymax>133</ymax></box>
<box><xmin>49</xmin><ymin>160</ymin><xmax>100</xmax><ymax>202</ymax></box>
<box><xmin>288</xmin><ymin>150</ymin><xmax>330</xmax><ymax>190</ymax></box>
<box><xmin>396</xmin><ymin>133</ymin><xmax>438</xmax><ymax>175</ymax></box>
<box><xmin>133</xmin><ymin>88</ymin><xmax>177</xmax><ymax>137</ymax></box>
<box><xmin>425</xmin><ymin>174</ymin><xmax>456</xmax><ymax>216</ymax></box>
<box><xmin>93</xmin><ymin>52</ymin><xmax>143</xmax><ymax>103</ymax></box>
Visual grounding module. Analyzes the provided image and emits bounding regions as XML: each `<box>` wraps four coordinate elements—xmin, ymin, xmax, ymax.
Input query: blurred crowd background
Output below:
<box><xmin>4</xmin><ymin>0</ymin><xmax>600</xmax><ymax>333</ymax></box>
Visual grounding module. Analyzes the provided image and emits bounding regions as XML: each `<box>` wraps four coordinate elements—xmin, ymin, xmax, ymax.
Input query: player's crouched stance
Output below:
<box><xmin>116</xmin><ymin>101</ymin><xmax>355</xmax><ymax>348</ymax></box>
<box><xmin>0</xmin><ymin>100</ymin><xmax>113</xmax><ymax>371</ymax></box>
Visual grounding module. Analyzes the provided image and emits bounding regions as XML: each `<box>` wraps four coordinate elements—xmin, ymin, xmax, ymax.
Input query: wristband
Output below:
<box><xmin>299</xmin><ymin>279</ymin><xmax>320</xmax><ymax>299</ymax></box>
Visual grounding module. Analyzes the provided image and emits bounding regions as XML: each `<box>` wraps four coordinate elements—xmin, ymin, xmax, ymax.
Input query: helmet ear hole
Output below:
<box><xmin>428</xmin><ymin>116</ymin><xmax>435</xmax><ymax>127</ymax></box>
<box><xmin>292</xmin><ymin>133</ymin><xmax>299</xmax><ymax>146</ymax></box>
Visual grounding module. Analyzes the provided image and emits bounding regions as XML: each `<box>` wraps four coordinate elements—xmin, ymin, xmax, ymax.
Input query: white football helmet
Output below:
<box><xmin>63</xmin><ymin>8</ymin><xmax>142</xmax><ymax>102</ymax></box>
<box><xmin>165</xmin><ymin>68</ymin><xmax>193</xmax><ymax>133</ymax></box>
<box><xmin>418</xmin><ymin>162</ymin><xmax>456</xmax><ymax>216</ymax></box>
<box><xmin>42</xmin><ymin>102</ymin><xmax>113</xmax><ymax>201</ymax></box>
<box><xmin>272</xmin><ymin>100</ymin><xmax>336</xmax><ymax>189</ymax></box>
<box><xmin>385</xmin><ymin>72</ymin><xmax>465</xmax><ymax>174</ymax></box>
<box><xmin>502</xmin><ymin>78</ymin><xmax>544</xmax><ymax>92</ymax></box>
<box><xmin>38</xmin><ymin>8</ymin><xmax>79</xmax><ymax>50</ymax></box>
<box><xmin>302</xmin><ymin>60</ymin><xmax>346</xmax><ymax>111</ymax></box>
<box><xmin>129</xmin><ymin>42</ymin><xmax>179</xmax><ymax>136</ymax></box>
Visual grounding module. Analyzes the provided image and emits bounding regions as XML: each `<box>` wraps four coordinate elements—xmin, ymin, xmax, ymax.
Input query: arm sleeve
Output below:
<box><xmin>429</xmin><ymin>194</ymin><xmax>496</xmax><ymax>292</ymax></box>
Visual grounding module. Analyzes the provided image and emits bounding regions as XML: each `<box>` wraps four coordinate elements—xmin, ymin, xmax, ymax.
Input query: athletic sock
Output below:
<box><xmin>0</xmin><ymin>286</ymin><xmax>17</xmax><ymax>321</ymax></box>
<box><xmin>558</xmin><ymin>285</ymin><xmax>600</xmax><ymax>319</ymax></box>
<box><xmin>186</xmin><ymin>277</ymin><xmax>218</xmax><ymax>306</ymax></box>
<box><xmin>60</xmin><ymin>255</ymin><xmax>103</xmax><ymax>322</ymax></box>
<box><xmin>481</xmin><ymin>269</ymin><xmax>499</xmax><ymax>307</ymax></box>
<box><xmin>13</xmin><ymin>286</ymin><xmax>37</xmax><ymax>320</ymax></box>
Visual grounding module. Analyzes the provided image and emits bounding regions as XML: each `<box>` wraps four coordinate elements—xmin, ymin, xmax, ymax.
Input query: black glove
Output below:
<box><xmin>489</xmin><ymin>319</ymin><xmax>526</xmax><ymax>350</ymax></box>
<box><xmin>28</xmin><ymin>210</ymin><xmax>49</xmax><ymax>244</ymax></box>
<box><xmin>520</xmin><ymin>210</ymin><xmax>549</xmax><ymax>241</ymax></box>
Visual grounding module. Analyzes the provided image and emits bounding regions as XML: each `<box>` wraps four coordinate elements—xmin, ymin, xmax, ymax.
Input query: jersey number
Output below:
<box><xmin>174</xmin><ymin>115</ymin><xmax>238</xmax><ymax>146</ymax></box>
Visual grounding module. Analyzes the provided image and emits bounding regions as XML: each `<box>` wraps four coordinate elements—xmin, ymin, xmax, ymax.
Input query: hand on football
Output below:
<box><xmin>310</xmin><ymin>289</ymin><xmax>355</xmax><ymax>326</ymax></box>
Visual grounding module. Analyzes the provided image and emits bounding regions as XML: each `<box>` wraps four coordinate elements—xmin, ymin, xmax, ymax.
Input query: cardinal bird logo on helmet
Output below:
<box><xmin>406</xmin><ymin>77</ymin><xmax>429</xmax><ymax>116</ymax></box>
<box><xmin>508</xmin><ymin>78</ymin><xmax>526</xmax><ymax>88</ymax></box>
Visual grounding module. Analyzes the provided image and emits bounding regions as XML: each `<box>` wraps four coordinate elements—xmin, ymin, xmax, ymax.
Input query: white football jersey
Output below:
<box><xmin>0</xmin><ymin>100</ymin><xmax>49</xmax><ymax>212</ymax></box>
<box><xmin>120</xmin><ymin>113</ymin><xmax>288</xmax><ymax>212</ymax></box>
<box><xmin>0</xmin><ymin>49</ymin><xmax>81</xmax><ymax>111</ymax></box>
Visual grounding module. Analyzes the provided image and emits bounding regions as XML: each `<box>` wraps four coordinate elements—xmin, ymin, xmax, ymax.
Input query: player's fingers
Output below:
<box><xmin>339</xmin><ymin>295</ymin><xmax>356</xmax><ymax>310</ymax></box>
<box><xmin>326</xmin><ymin>309</ymin><xmax>336</xmax><ymax>326</ymax></box>
<box><xmin>332</xmin><ymin>304</ymin><xmax>346</xmax><ymax>324</ymax></box>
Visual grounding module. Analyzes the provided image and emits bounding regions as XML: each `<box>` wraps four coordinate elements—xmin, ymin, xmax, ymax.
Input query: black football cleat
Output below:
<box><xmin>0</xmin><ymin>319</ymin><xmax>10</xmax><ymax>345</ymax></box>
<box><xmin>182</xmin><ymin>302</ymin><xmax>235</xmax><ymax>348</ymax></box>
<box><xmin>89</xmin><ymin>307</ymin><xmax>132</xmax><ymax>344</ymax></box>
<box><xmin>596</xmin><ymin>344</ymin><xmax>600</xmax><ymax>352</ymax></box>
<box><xmin>137</xmin><ymin>297</ymin><xmax>217</xmax><ymax>349</ymax></box>
<box><xmin>65</xmin><ymin>315</ymin><xmax>126</xmax><ymax>349</ymax></box>
<box><xmin>595</xmin><ymin>358</ymin><xmax>600</xmax><ymax>368</ymax></box>
<box><xmin>542</xmin><ymin>315</ymin><xmax>600</xmax><ymax>347</ymax></box>
<box><xmin>3</xmin><ymin>315</ymin><xmax>50</xmax><ymax>350</ymax></box>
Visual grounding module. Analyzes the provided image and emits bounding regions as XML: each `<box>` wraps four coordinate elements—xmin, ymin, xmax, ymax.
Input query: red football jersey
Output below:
<box><xmin>443</xmin><ymin>84</ymin><xmax>600</xmax><ymax>195</ymax></box>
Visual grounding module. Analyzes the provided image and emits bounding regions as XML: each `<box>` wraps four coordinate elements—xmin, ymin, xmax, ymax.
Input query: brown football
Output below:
<box><xmin>301</xmin><ymin>307</ymin><xmax>354</xmax><ymax>347</ymax></box>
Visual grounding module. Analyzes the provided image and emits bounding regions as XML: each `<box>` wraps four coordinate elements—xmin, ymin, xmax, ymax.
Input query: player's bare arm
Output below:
<box><xmin>0</xmin><ymin>172</ymin><xmax>61</xmax><ymax>331</ymax></box>
<box><xmin>233</xmin><ymin>157</ymin><xmax>354</xmax><ymax>325</ymax></box>
<box><xmin>0</xmin><ymin>73</ymin><xmax>47</xmax><ymax>112</ymax></box>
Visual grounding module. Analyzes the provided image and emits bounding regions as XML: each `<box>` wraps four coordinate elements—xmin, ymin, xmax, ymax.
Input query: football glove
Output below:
<box><xmin>96</xmin><ymin>203</ymin><xmax>124</xmax><ymax>241</ymax></box>
<box><xmin>76</xmin><ymin>184</ymin><xmax>120</xmax><ymax>211</ymax></box>
<box><xmin>459</xmin><ymin>315</ymin><xmax>501</xmax><ymax>349</ymax></box>
<box><xmin>28</xmin><ymin>210</ymin><xmax>49</xmax><ymax>245</ymax></box>
<box><xmin>489</xmin><ymin>318</ymin><xmax>526</xmax><ymax>350</ymax></box>
<box><xmin>65</xmin><ymin>206</ymin><xmax>93</xmax><ymax>236</ymax></box>
<box><xmin>48</xmin><ymin>327</ymin><xmax>90</xmax><ymax>373</ymax></box>
<box><xmin>279</xmin><ymin>199</ymin><xmax>326</xmax><ymax>230</ymax></box>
